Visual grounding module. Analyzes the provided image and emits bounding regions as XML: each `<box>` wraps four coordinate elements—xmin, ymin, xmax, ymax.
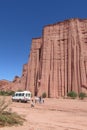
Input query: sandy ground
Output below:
<box><xmin>0</xmin><ymin>96</ymin><xmax>87</xmax><ymax>130</ymax></box>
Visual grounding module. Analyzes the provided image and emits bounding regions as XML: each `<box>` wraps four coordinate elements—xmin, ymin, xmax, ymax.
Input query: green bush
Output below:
<box><xmin>0</xmin><ymin>91</ymin><xmax>15</xmax><ymax>96</ymax></box>
<box><xmin>79</xmin><ymin>92</ymin><xmax>86</xmax><ymax>100</ymax></box>
<box><xmin>0</xmin><ymin>91</ymin><xmax>5</xmax><ymax>95</ymax></box>
<box><xmin>42</xmin><ymin>92</ymin><xmax>47</xmax><ymax>98</ymax></box>
<box><xmin>67</xmin><ymin>91</ymin><xmax>77</xmax><ymax>99</ymax></box>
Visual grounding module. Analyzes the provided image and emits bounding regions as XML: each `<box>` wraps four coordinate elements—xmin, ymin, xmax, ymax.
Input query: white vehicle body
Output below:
<box><xmin>12</xmin><ymin>91</ymin><xmax>31</xmax><ymax>102</ymax></box>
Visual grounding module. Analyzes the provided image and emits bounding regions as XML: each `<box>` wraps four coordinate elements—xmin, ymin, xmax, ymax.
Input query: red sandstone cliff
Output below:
<box><xmin>26</xmin><ymin>38</ymin><xmax>42</xmax><ymax>95</ymax></box>
<box><xmin>0</xmin><ymin>64</ymin><xmax>28</xmax><ymax>91</ymax></box>
<box><xmin>0</xmin><ymin>18</ymin><xmax>87</xmax><ymax>98</ymax></box>
<box><xmin>26</xmin><ymin>18</ymin><xmax>87</xmax><ymax>97</ymax></box>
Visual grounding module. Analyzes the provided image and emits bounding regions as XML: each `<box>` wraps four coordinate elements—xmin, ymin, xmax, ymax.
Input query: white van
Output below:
<box><xmin>12</xmin><ymin>91</ymin><xmax>31</xmax><ymax>103</ymax></box>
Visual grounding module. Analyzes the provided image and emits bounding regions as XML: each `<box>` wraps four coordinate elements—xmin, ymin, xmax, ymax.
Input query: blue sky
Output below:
<box><xmin>0</xmin><ymin>0</ymin><xmax>87</xmax><ymax>81</ymax></box>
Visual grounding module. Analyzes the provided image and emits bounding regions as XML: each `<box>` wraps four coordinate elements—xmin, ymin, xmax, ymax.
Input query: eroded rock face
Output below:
<box><xmin>26</xmin><ymin>38</ymin><xmax>42</xmax><ymax>96</ymax></box>
<box><xmin>26</xmin><ymin>18</ymin><xmax>87</xmax><ymax>97</ymax></box>
<box><xmin>0</xmin><ymin>18</ymin><xmax>87</xmax><ymax>97</ymax></box>
<box><xmin>0</xmin><ymin>64</ymin><xmax>28</xmax><ymax>91</ymax></box>
<box><xmin>0</xmin><ymin>80</ymin><xmax>10</xmax><ymax>90</ymax></box>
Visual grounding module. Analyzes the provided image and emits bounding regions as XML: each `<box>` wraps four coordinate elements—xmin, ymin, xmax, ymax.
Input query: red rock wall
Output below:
<box><xmin>1</xmin><ymin>18</ymin><xmax>87</xmax><ymax>97</ymax></box>
<box><xmin>27</xmin><ymin>18</ymin><xmax>87</xmax><ymax>97</ymax></box>
<box><xmin>26</xmin><ymin>38</ymin><xmax>42</xmax><ymax>96</ymax></box>
<box><xmin>0</xmin><ymin>64</ymin><xmax>28</xmax><ymax>91</ymax></box>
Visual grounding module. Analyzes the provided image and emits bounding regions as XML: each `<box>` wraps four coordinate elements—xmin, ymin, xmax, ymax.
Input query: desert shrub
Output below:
<box><xmin>8</xmin><ymin>91</ymin><xmax>15</xmax><ymax>96</ymax></box>
<box><xmin>0</xmin><ymin>91</ymin><xmax>5</xmax><ymax>95</ymax></box>
<box><xmin>67</xmin><ymin>91</ymin><xmax>77</xmax><ymax>99</ymax></box>
<box><xmin>0</xmin><ymin>97</ymin><xmax>25</xmax><ymax>127</ymax></box>
<box><xmin>42</xmin><ymin>92</ymin><xmax>46</xmax><ymax>98</ymax></box>
<box><xmin>79</xmin><ymin>92</ymin><xmax>86</xmax><ymax>100</ymax></box>
<box><xmin>0</xmin><ymin>97</ymin><xmax>11</xmax><ymax>114</ymax></box>
<box><xmin>0</xmin><ymin>91</ymin><xmax>15</xmax><ymax>96</ymax></box>
<box><xmin>0</xmin><ymin>112</ymin><xmax>25</xmax><ymax>127</ymax></box>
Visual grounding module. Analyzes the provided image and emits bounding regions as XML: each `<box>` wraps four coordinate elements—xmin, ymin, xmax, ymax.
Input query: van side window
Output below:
<box><xmin>16</xmin><ymin>93</ymin><xmax>18</xmax><ymax>96</ymax></box>
<box><xmin>21</xmin><ymin>93</ymin><xmax>24</xmax><ymax>96</ymax></box>
<box><xmin>19</xmin><ymin>93</ymin><xmax>21</xmax><ymax>96</ymax></box>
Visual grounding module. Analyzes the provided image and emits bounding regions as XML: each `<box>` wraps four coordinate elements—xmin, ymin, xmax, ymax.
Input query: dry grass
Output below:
<box><xmin>0</xmin><ymin>96</ymin><xmax>25</xmax><ymax>127</ymax></box>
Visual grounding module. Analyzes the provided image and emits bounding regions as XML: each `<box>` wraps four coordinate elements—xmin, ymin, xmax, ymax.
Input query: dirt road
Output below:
<box><xmin>0</xmin><ymin>97</ymin><xmax>87</xmax><ymax>130</ymax></box>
